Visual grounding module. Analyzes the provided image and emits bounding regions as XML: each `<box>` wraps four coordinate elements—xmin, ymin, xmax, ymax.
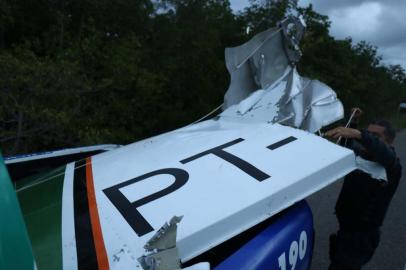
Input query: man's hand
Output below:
<box><xmin>325</xmin><ymin>127</ymin><xmax>362</xmax><ymax>140</ymax></box>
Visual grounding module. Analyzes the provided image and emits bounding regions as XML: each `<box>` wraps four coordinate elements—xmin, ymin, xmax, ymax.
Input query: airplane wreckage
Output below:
<box><xmin>1</xmin><ymin>17</ymin><xmax>359</xmax><ymax>270</ymax></box>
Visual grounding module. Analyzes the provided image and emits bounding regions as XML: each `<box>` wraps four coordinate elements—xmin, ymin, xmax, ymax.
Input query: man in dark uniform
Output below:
<box><xmin>325</xmin><ymin>109</ymin><xmax>402</xmax><ymax>270</ymax></box>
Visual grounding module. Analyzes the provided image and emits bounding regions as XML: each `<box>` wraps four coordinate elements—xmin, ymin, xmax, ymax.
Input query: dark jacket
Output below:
<box><xmin>335</xmin><ymin>130</ymin><xmax>402</xmax><ymax>230</ymax></box>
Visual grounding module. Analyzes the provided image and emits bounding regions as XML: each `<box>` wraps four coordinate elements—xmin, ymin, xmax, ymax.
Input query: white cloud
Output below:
<box><xmin>298</xmin><ymin>0</ymin><xmax>406</xmax><ymax>69</ymax></box>
<box><xmin>230</xmin><ymin>0</ymin><xmax>406</xmax><ymax>68</ymax></box>
<box><xmin>380</xmin><ymin>44</ymin><xmax>406</xmax><ymax>69</ymax></box>
<box><xmin>328</xmin><ymin>2</ymin><xmax>382</xmax><ymax>40</ymax></box>
<box><xmin>230</xmin><ymin>0</ymin><xmax>250</xmax><ymax>11</ymax></box>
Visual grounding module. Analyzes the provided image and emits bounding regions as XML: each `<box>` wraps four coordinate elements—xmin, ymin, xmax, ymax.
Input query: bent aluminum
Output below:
<box><xmin>222</xmin><ymin>16</ymin><xmax>343</xmax><ymax>132</ymax></box>
<box><xmin>138</xmin><ymin>216</ymin><xmax>183</xmax><ymax>270</ymax></box>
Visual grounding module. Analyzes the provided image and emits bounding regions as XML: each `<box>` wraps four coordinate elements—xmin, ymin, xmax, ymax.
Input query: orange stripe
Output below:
<box><xmin>86</xmin><ymin>157</ymin><xmax>109</xmax><ymax>269</ymax></box>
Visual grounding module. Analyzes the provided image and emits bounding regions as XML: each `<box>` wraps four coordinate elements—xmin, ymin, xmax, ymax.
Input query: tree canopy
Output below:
<box><xmin>1</xmin><ymin>0</ymin><xmax>405</xmax><ymax>155</ymax></box>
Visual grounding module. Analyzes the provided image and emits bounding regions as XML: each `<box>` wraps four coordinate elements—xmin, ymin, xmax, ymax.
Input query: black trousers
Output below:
<box><xmin>329</xmin><ymin>229</ymin><xmax>380</xmax><ymax>270</ymax></box>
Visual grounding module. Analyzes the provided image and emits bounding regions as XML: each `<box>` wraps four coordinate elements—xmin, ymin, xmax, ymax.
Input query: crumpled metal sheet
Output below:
<box><xmin>355</xmin><ymin>156</ymin><xmax>388</xmax><ymax>182</ymax></box>
<box><xmin>223</xmin><ymin>16</ymin><xmax>305</xmax><ymax>109</ymax></box>
<box><xmin>280</xmin><ymin>15</ymin><xmax>306</xmax><ymax>64</ymax></box>
<box><xmin>222</xmin><ymin>16</ymin><xmax>343</xmax><ymax>133</ymax></box>
<box><xmin>221</xmin><ymin>68</ymin><xmax>343</xmax><ymax>133</ymax></box>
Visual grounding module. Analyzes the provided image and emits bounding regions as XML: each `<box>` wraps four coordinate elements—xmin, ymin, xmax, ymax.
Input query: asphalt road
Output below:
<box><xmin>308</xmin><ymin>129</ymin><xmax>406</xmax><ymax>270</ymax></box>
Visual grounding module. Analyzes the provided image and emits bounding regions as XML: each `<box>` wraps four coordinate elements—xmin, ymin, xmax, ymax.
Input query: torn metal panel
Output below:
<box><xmin>144</xmin><ymin>216</ymin><xmax>183</xmax><ymax>251</ymax></box>
<box><xmin>222</xmin><ymin>16</ymin><xmax>343</xmax><ymax>132</ymax></box>
<box><xmin>279</xmin><ymin>15</ymin><xmax>306</xmax><ymax>64</ymax></box>
<box><xmin>221</xmin><ymin>68</ymin><xmax>343</xmax><ymax>132</ymax></box>
<box><xmin>355</xmin><ymin>156</ymin><xmax>388</xmax><ymax>182</ymax></box>
<box><xmin>138</xmin><ymin>248</ymin><xmax>180</xmax><ymax>270</ymax></box>
<box><xmin>138</xmin><ymin>217</ymin><xmax>212</xmax><ymax>270</ymax></box>
<box><xmin>138</xmin><ymin>216</ymin><xmax>183</xmax><ymax>270</ymax></box>
<box><xmin>223</xmin><ymin>16</ymin><xmax>305</xmax><ymax>109</ymax></box>
<box><xmin>223</xmin><ymin>28</ymin><xmax>289</xmax><ymax>109</ymax></box>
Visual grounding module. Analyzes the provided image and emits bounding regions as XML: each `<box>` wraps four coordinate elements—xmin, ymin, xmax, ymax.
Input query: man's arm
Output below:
<box><xmin>358</xmin><ymin>129</ymin><xmax>397</xmax><ymax>169</ymax></box>
<box><xmin>326</xmin><ymin>127</ymin><xmax>396</xmax><ymax>169</ymax></box>
<box><xmin>337</xmin><ymin>107</ymin><xmax>363</xmax><ymax>148</ymax></box>
<box><xmin>325</xmin><ymin>127</ymin><xmax>361</xmax><ymax>141</ymax></box>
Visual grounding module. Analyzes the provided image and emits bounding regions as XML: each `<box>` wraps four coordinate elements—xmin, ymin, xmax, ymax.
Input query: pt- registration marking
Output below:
<box><xmin>103</xmin><ymin>136</ymin><xmax>297</xmax><ymax>236</ymax></box>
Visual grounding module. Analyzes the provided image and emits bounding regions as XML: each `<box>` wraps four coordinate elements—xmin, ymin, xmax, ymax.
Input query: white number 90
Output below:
<box><xmin>278</xmin><ymin>230</ymin><xmax>308</xmax><ymax>270</ymax></box>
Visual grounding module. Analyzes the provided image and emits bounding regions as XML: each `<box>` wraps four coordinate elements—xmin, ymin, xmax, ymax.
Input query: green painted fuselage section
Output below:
<box><xmin>16</xmin><ymin>166</ymin><xmax>66</xmax><ymax>270</ymax></box>
<box><xmin>0</xmin><ymin>153</ymin><xmax>35</xmax><ymax>270</ymax></box>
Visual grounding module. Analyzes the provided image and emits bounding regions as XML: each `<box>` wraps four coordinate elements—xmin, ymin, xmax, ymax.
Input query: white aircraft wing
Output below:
<box><xmin>60</xmin><ymin>120</ymin><xmax>355</xmax><ymax>269</ymax></box>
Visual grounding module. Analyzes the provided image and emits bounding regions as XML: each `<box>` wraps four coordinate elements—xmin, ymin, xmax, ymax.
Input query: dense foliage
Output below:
<box><xmin>1</xmin><ymin>0</ymin><xmax>405</xmax><ymax>155</ymax></box>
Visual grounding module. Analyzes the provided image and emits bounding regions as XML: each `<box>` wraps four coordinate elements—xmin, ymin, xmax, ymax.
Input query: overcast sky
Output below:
<box><xmin>230</xmin><ymin>0</ymin><xmax>406</xmax><ymax>69</ymax></box>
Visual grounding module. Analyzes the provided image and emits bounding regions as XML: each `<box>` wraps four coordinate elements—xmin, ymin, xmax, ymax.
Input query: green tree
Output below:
<box><xmin>1</xmin><ymin>0</ymin><xmax>405</xmax><ymax>156</ymax></box>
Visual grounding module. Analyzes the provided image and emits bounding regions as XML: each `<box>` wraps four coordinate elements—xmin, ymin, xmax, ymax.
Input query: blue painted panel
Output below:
<box><xmin>214</xmin><ymin>200</ymin><xmax>313</xmax><ymax>270</ymax></box>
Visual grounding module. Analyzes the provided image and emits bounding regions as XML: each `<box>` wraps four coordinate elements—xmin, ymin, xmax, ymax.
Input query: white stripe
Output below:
<box><xmin>5</xmin><ymin>144</ymin><xmax>121</xmax><ymax>164</ymax></box>
<box><xmin>61</xmin><ymin>163</ymin><xmax>78</xmax><ymax>270</ymax></box>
